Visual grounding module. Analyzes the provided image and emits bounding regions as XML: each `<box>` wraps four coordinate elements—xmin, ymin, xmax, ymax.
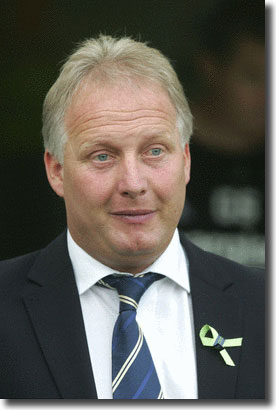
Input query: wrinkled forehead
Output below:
<box><xmin>65</xmin><ymin>75</ymin><xmax>178</xmax><ymax>128</ymax></box>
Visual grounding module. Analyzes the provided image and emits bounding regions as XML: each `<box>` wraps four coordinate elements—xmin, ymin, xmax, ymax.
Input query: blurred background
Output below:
<box><xmin>0</xmin><ymin>0</ymin><xmax>265</xmax><ymax>267</ymax></box>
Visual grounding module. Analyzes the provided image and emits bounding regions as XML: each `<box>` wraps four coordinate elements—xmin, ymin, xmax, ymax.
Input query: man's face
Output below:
<box><xmin>45</xmin><ymin>79</ymin><xmax>190</xmax><ymax>273</ymax></box>
<box><xmin>222</xmin><ymin>38</ymin><xmax>265</xmax><ymax>143</ymax></box>
<box><xmin>207</xmin><ymin>38</ymin><xmax>265</xmax><ymax>144</ymax></box>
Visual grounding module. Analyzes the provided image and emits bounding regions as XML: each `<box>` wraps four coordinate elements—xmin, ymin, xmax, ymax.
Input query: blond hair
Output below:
<box><xmin>42</xmin><ymin>35</ymin><xmax>193</xmax><ymax>163</ymax></box>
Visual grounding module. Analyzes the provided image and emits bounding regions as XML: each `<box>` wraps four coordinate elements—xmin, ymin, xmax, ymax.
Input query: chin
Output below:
<box><xmin>116</xmin><ymin>242</ymin><xmax>155</xmax><ymax>257</ymax></box>
<box><xmin>113</xmin><ymin>232</ymin><xmax>167</xmax><ymax>258</ymax></box>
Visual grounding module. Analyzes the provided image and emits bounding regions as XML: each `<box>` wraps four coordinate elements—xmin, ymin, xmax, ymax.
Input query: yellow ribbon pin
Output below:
<box><xmin>199</xmin><ymin>324</ymin><xmax>243</xmax><ymax>366</ymax></box>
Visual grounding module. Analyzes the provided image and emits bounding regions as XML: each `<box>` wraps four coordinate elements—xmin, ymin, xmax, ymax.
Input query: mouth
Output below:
<box><xmin>110</xmin><ymin>209</ymin><xmax>156</xmax><ymax>224</ymax></box>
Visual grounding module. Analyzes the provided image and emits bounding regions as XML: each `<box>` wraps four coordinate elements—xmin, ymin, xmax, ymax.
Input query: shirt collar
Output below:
<box><xmin>67</xmin><ymin>229</ymin><xmax>190</xmax><ymax>296</ymax></box>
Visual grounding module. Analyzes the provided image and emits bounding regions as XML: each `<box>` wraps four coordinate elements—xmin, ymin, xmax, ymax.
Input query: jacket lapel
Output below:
<box><xmin>22</xmin><ymin>233</ymin><xmax>97</xmax><ymax>399</ymax></box>
<box><xmin>180</xmin><ymin>234</ymin><xmax>243</xmax><ymax>399</ymax></box>
<box><xmin>21</xmin><ymin>230</ymin><xmax>243</xmax><ymax>399</ymax></box>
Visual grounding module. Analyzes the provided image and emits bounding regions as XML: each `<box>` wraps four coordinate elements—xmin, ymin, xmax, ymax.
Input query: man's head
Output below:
<box><xmin>42</xmin><ymin>35</ymin><xmax>193</xmax><ymax>164</ymax></box>
<box><xmin>185</xmin><ymin>0</ymin><xmax>264</xmax><ymax>148</ymax></box>
<box><xmin>43</xmin><ymin>35</ymin><xmax>192</xmax><ymax>273</ymax></box>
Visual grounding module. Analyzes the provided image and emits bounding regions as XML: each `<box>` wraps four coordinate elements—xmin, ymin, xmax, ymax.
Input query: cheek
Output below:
<box><xmin>237</xmin><ymin>86</ymin><xmax>264</xmax><ymax>114</ymax></box>
<box><xmin>231</xmin><ymin>83</ymin><xmax>254</xmax><ymax>106</ymax></box>
<box><xmin>154</xmin><ymin>161</ymin><xmax>186</xmax><ymax>201</ymax></box>
<box><xmin>79</xmin><ymin>177</ymin><xmax>114</xmax><ymax>206</ymax></box>
<box><xmin>63</xmin><ymin>168</ymin><xmax>113</xmax><ymax>209</ymax></box>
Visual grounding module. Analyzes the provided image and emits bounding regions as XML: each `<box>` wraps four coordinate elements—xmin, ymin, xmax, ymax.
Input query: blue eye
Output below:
<box><xmin>96</xmin><ymin>154</ymin><xmax>109</xmax><ymax>161</ymax></box>
<box><xmin>150</xmin><ymin>148</ymin><xmax>162</xmax><ymax>156</ymax></box>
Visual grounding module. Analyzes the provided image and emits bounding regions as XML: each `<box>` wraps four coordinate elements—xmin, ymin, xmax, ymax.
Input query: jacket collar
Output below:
<box><xmin>23</xmin><ymin>230</ymin><xmax>242</xmax><ymax>399</ymax></box>
<box><xmin>22</xmin><ymin>232</ymin><xmax>97</xmax><ymax>399</ymax></box>
<box><xmin>179</xmin><ymin>231</ymin><xmax>243</xmax><ymax>399</ymax></box>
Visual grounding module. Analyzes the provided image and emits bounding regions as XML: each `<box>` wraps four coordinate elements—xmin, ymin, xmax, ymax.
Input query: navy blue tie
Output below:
<box><xmin>98</xmin><ymin>272</ymin><xmax>164</xmax><ymax>399</ymax></box>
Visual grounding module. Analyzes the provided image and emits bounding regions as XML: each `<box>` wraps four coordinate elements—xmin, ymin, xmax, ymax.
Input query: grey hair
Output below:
<box><xmin>42</xmin><ymin>35</ymin><xmax>193</xmax><ymax>164</ymax></box>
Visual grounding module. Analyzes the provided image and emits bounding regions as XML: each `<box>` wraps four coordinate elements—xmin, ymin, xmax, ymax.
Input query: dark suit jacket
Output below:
<box><xmin>0</xmin><ymin>231</ymin><xmax>265</xmax><ymax>399</ymax></box>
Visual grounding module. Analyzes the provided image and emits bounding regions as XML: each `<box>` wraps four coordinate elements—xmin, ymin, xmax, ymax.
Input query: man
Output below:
<box><xmin>178</xmin><ymin>0</ymin><xmax>265</xmax><ymax>267</ymax></box>
<box><xmin>0</xmin><ymin>35</ymin><xmax>264</xmax><ymax>399</ymax></box>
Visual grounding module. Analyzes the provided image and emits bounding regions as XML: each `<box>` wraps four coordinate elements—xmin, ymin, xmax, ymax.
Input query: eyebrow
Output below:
<box><xmin>78</xmin><ymin>131</ymin><xmax>174</xmax><ymax>151</ymax></box>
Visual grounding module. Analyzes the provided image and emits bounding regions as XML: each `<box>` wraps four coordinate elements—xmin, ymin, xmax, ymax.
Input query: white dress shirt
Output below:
<box><xmin>67</xmin><ymin>229</ymin><xmax>198</xmax><ymax>399</ymax></box>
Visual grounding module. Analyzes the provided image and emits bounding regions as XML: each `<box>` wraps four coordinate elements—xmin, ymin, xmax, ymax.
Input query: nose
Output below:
<box><xmin>118</xmin><ymin>157</ymin><xmax>147</xmax><ymax>199</ymax></box>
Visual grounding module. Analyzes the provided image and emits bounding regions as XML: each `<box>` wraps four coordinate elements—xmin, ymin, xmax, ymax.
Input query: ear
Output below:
<box><xmin>183</xmin><ymin>143</ymin><xmax>191</xmax><ymax>185</ymax></box>
<box><xmin>44</xmin><ymin>150</ymin><xmax>64</xmax><ymax>197</ymax></box>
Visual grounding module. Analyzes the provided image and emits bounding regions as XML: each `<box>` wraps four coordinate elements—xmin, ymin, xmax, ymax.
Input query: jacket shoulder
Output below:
<box><xmin>0</xmin><ymin>232</ymin><xmax>68</xmax><ymax>291</ymax></box>
<box><xmin>0</xmin><ymin>251</ymin><xmax>40</xmax><ymax>288</ymax></box>
<box><xmin>179</xmin><ymin>230</ymin><xmax>264</xmax><ymax>291</ymax></box>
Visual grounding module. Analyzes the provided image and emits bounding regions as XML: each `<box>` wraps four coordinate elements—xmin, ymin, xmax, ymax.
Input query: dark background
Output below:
<box><xmin>0</xmin><ymin>0</ymin><xmax>265</xmax><ymax>266</ymax></box>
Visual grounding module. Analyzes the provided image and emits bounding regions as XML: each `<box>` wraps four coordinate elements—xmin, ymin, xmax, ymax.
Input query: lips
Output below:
<box><xmin>110</xmin><ymin>209</ymin><xmax>156</xmax><ymax>224</ymax></box>
<box><xmin>112</xmin><ymin>209</ymin><xmax>154</xmax><ymax>216</ymax></box>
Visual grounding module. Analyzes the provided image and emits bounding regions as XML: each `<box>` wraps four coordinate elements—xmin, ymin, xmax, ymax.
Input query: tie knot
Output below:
<box><xmin>99</xmin><ymin>272</ymin><xmax>164</xmax><ymax>312</ymax></box>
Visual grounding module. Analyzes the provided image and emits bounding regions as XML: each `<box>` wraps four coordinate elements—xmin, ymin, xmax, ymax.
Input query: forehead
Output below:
<box><xmin>65</xmin><ymin>77</ymin><xmax>177</xmax><ymax>130</ymax></box>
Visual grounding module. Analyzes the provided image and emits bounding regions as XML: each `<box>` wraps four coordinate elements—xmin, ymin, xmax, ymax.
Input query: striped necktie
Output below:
<box><xmin>98</xmin><ymin>272</ymin><xmax>164</xmax><ymax>399</ymax></box>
